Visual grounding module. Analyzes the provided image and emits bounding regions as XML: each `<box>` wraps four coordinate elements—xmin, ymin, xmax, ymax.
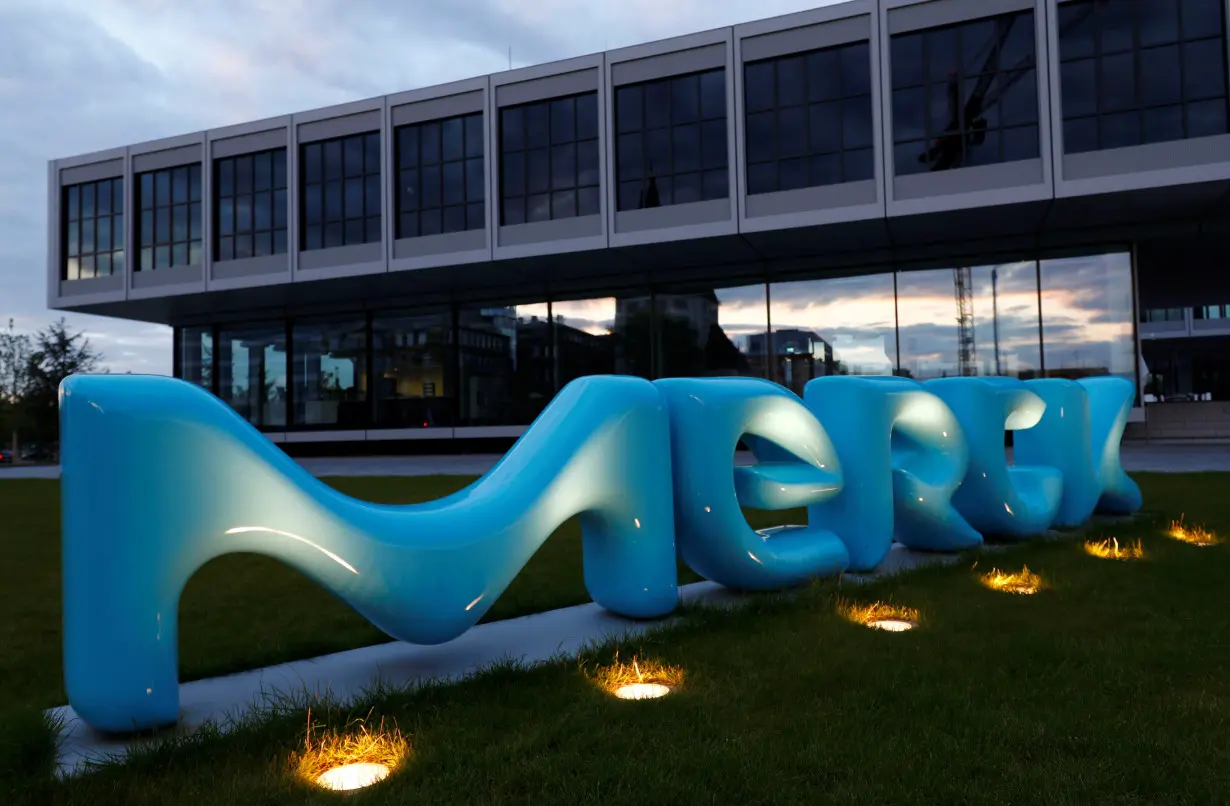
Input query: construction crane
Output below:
<box><xmin>953</xmin><ymin>267</ymin><xmax>975</xmax><ymax>376</ymax></box>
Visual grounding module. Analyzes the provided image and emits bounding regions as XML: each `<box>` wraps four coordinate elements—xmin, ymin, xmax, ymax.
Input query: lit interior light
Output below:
<box><xmin>317</xmin><ymin>763</ymin><xmax>391</xmax><ymax>792</ymax></box>
<box><xmin>842</xmin><ymin>601</ymin><xmax>919</xmax><ymax>632</ymax></box>
<box><xmin>296</xmin><ymin>716</ymin><xmax>408</xmax><ymax>793</ymax></box>
<box><xmin>980</xmin><ymin>565</ymin><xmax>1043</xmax><ymax>595</ymax></box>
<box><xmin>1165</xmin><ymin>515</ymin><xmax>1220</xmax><ymax>547</ymax></box>
<box><xmin>1084</xmin><ymin>536</ymin><xmax>1144</xmax><ymax>560</ymax></box>
<box><xmin>595</xmin><ymin>655</ymin><xmax>683</xmax><ymax>701</ymax></box>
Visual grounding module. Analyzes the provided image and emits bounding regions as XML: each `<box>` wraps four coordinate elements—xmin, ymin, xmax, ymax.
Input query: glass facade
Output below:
<box><xmin>499</xmin><ymin>93</ymin><xmax>600</xmax><ymax>225</ymax></box>
<box><xmin>63</xmin><ymin>177</ymin><xmax>124</xmax><ymax>280</ymax></box>
<box><xmin>214</xmin><ymin>148</ymin><xmax>289</xmax><ymax>261</ymax></box>
<box><xmin>292</xmin><ymin>318</ymin><xmax>367</xmax><ymax>428</ymax></box>
<box><xmin>395</xmin><ymin>113</ymin><xmax>485</xmax><ymax>238</ymax></box>
<box><xmin>744</xmin><ymin>42</ymin><xmax>874</xmax><ymax>194</ymax></box>
<box><xmin>216</xmin><ymin>323</ymin><xmax>287</xmax><ymax>428</ymax></box>
<box><xmin>137</xmin><ymin>164</ymin><xmax>203</xmax><ymax>270</ymax></box>
<box><xmin>175</xmin><ymin>250</ymin><xmax>1141</xmax><ymax>433</ymax></box>
<box><xmin>1058</xmin><ymin>0</ymin><xmax>1229</xmax><ymax>153</ymax></box>
<box><xmin>615</xmin><ymin>70</ymin><xmax>728</xmax><ymax>210</ymax></box>
<box><xmin>301</xmin><ymin>132</ymin><xmax>382</xmax><ymax>250</ymax></box>
<box><xmin>891</xmin><ymin>9</ymin><xmax>1040</xmax><ymax>174</ymax></box>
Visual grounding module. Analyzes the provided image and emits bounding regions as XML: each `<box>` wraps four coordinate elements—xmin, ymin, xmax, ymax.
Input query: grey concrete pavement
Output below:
<box><xmin>2</xmin><ymin>442</ymin><xmax>1226</xmax><ymax>481</ymax></box>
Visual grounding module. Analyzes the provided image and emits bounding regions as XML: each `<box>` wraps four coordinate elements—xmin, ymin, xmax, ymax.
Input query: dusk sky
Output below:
<box><xmin>0</xmin><ymin>0</ymin><xmax>839</xmax><ymax>374</ymax></box>
<box><xmin>0</xmin><ymin>0</ymin><xmax>1136</xmax><ymax>381</ymax></box>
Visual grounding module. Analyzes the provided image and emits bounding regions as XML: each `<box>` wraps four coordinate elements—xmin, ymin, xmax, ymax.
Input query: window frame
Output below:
<box><xmin>742</xmin><ymin>42</ymin><xmax>875</xmax><ymax>196</ymax></box>
<box><xmin>395</xmin><ymin>112</ymin><xmax>486</xmax><ymax>239</ymax></box>
<box><xmin>614</xmin><ymin>68</ymin><xmax>730</xmax><ymax>210</ymax></box>
<box><xmin>213</xmin><ymin>147</ymin><xmax>289</xmax><ymax>262</ymax></box>
<box><xmin>889</xmin><ymin>8</ymin><xmax>1041</xmax><ymax>175</ymax></box>
<box><xmin>498</xmin><ymin>91</ymin><xmax>601</xmax><ymax>225</ymax></box>
<box><xmin>135</xmin><ymin>164</ymin><xmax>203</xmax><ymax>271</ymax></box>
<box><xmin>62</xmin><ymin>177</ymin><xmax>125</xmax><ymax>281</ymax></box>
<box><xmin>1057</xmin><ymin>0</ymin><xmax>1230</xmax><ymax>154</ymax></box>
<box><xmin>299</xmin><ymin>131</ymin><xmax>383</xmax><ymax>252</ymax></box>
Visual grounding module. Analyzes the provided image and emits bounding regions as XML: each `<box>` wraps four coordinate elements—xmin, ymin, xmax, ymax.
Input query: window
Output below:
<box><xmin>1142</xmin><ymin>307</ymin><xmax>1186</xmax><ymax>323</ymax></box>
<box><xmin>292</xmin><ymin>318</ymin><xmax>367</xmax><ymax>428</ymax></box>
<box><xmin>215</xmin><ymin>148</ymin><xmax>288</xmax><ymax>261</ymax></box>
<box><xmin>216</xmin><ymin>323</ymin><xmax>287</xmax><ymax>428</ymax></box>
<box><xmin>891</xmin><ymin>10</ymin><xmax>1040</xmax><ymax>175</ymax></box>
<box><xmin>744</xmin><ymin>43</ymin><xmax>874</xmax><ymax>195</ymax></box>
<box><xmin>179</xmin><ymin>326</ymin><xmax>213</xmax><ymax>392</ymax></box>
<box><xmin>615</xmin><ymin>69</ymin><xmax>728</xmax><ymax>209</ymax></box>
<box><xmin>373</xmin><ymin>312</ymin><xmax>456</xmax><ymax>428</ymax></box>
<box><xmin>1058</xmin><ymin>0</ymin><xmax>1229</xmax><ymax>153</ymax></box>
<box><xmin>768</xmin><ymin>274</ymin><xmax>898</xmax><ymax>379</ymax></box>
<box><xmin>63</xmin><ymin>177</ymin><xmax>123</xmax><ymax>280</ymax></box>
<box><xmin>396</xmin><ymin>113</ymin><xmax>485</xmax><ymax>238</ymax></box>
<box><xmin>136</xmin><ymin>164</ymin><xmax>202</xmax><ymax>270</ymax></box>
<box><xmin>500</xmin><ymin>93</ymin><xmax>599</xmax><ymax>224</ymax></box>
<box><xmin>1039</xmin><ymin>252</ymin><xmax>1136</xmax><ymax>384</ymax></box>
<box><xmin>895</xmin><ymin>264</ymin><xmax>1041</xmax><ymax>380</ymax></box>
<box><xmin>301</xmin><ymin>132</ymin><xmax>382</xmax><ymax>250</ymax></box>
<box><xmin>457</xmin><ymin>303</ymin><xmax>553</xmax><ymax>424</ymax></box>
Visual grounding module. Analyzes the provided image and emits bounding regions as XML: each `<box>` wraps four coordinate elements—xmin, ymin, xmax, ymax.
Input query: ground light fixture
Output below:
<box><xmin>1084</xmin><ymin>536</ymin><xmax>1145</xmax><ymax>560</ymax></box>
<box><xmin>980</xmin><ymin>565</ymin><xmax>1043</xmax><ymax>595</ymax></box>
<box><xmin>841</xmin><ymin>601</ymin><xmax>920</xmax><ymax>632</ymax></box>
<box><xmin>594</xmin><ymin>655</ymin><xmax>684</xmax><ymax>701</ymax></box>
<box><xmin>1166</xmin><ymin>515</ymin><xmax>1221</xmax><ymax>547</ymax></box>
<box><xmin>294</xmin><ymin>711</ymin><xmax>409</xmax><ymax>794</ymax></box>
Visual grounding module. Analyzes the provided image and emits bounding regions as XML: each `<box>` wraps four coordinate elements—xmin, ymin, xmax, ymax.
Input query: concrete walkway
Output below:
<box><xmin>3</xmin><ymin>443</ymin><xmax>1227</xmax><ymax>481</ymax></box>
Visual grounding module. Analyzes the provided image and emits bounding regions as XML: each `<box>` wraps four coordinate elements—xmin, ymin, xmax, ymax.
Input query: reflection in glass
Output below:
<box><xmin>768</xmin><ymin>274</ymin><xmax>897</xmax><ymax>392</ymax></box>
<box><xmin>897</xmin><ymin>263</ymin><xmax>1041</xmax><ymax>380</ymax></box>
<box><xmin>1039</xmin><ymin>253</ymin><xmax>1136</xmax><ymax>384</ymax></box>
<box><xmin>458</xmin><ymin>302</ymin><xmax>552</xmax><ymax>425</ymax></box>
<box><xmin>1058</xmin><ymin>0</ymin><xmax>1229</xmax><ymax>152</ymax></box>
<box><xmin>292</xmin><ymin>319</ymin><xmax>367</xmax><ymax>427</ymax></box>
<box><xmin>179</xmin><ymin>326</ymin><xmax>213</xmax><ymax>392</ymax></box>
<box><xmin>372</xmin><ymin>312</ymin><xmax>454</xmax><ymax>428</ymax></box>
<box><xmin>634</xmin><ymin>285</ymin><xmax>766</xmax><ymax>379</ymax></box>
<box><xmin>217</xmin><ymin>323</ymin><xmax>287</xmax><ymax>428</ymax></box>
<box><xmin>891</xmin><ymin>10</ymin><xmax>1040</xmax><ymax>175</ymax></box>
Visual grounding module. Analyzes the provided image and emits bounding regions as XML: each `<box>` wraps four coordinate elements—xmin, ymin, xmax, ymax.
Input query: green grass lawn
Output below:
<box><xmin>6</xmin><ymin>473</ymin><xmax>1230</xmax><ymax>803</ymax></box>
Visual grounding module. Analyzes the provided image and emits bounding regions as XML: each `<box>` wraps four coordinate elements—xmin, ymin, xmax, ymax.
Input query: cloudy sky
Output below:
<box><xmin>0</xmin><ymin>0</ymin><xmax>840</xmax><ymax>374</ymax></box>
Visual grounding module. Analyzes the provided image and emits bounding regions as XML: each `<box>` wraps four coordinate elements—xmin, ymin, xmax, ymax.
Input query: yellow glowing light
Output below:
<box><xmin>842</xmin><ymin>600</ymin><xmax>920</xmax><ymax>632</ymax></box>
<box><xmin>1165</xmin><ymin>515</ymin><xmax>1221</xmax><ymax>547</ymax></box>
<box><xmin>1084</xmin><ymin>537</ymin><xmax>1144</xmax><ymax>560</ymax></box>
<box><xmin>294</xmin><ymin>711</ymin><xmax>408</xmax><ymax>793</ymax></box>
<box><xmin>614</xmin><ymin>683</ymin><xmax>672</xmax><ymax>700</ymax></box>
<box><xmin>592</xmin><ymin>654</ymin><xmax>683</xmax><ymax>700</ymax></box>
<box><xmin>317</xmin><ymin>762</ymin><xmax>390</xmax><ymax>792</ymax></box>
<box><xmin>980</xmin><ymin>565</ymin><xmax>1043</xmax><ymax>595</ymax></box>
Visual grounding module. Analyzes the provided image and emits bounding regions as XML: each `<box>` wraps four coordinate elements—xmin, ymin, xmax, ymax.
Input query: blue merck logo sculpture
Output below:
<box><xmin>58</xmin><ymin>373</ymin><xmax>1141</xmax><ymax>733</ymax></box>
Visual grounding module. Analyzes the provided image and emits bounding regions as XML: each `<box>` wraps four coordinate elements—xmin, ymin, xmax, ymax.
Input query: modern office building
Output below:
<box><xmin>46</xmin><ymin>0</ymin><xmax>1230</xmax><ymax>450</ymax></box>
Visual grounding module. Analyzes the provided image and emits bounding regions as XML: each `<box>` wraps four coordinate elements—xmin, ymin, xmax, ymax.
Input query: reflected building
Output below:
<box><xmin>53</xmin><ymin>0</ymin><xmax>1230</xmax><ymax>446</ymax></box>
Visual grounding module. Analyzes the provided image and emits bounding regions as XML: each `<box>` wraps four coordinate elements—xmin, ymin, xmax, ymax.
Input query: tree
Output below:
<box><xmin>22</xmin><ymin>318</ymin><xmax>105</xmax><ymax>449</ymax></box>
<box><xmin>0</xmin><ymin>319</ymin><xmax>33</xmax><ymax>455</ymax></box>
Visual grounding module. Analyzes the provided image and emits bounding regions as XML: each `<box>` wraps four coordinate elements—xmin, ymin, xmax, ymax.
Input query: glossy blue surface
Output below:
<box><xmin>60</xmin><ymin>374</ymin><xmax>679</xmax><ymax>733</ymax></box>
<box><xmin>926</xmin><ymin>377</ymin><xmax>1063</xmax><ymax>539</ymax></box>
<box><xmin>802</xmin><ymin>376</ymin><xmax>982</xmax><ymax>572</ymax></box>
<box><xmin>1013</xmin><ymin>377</ymin><xmax>1142</xmax><ymax>527</ymax></box>
<box><xmin>654</xmin><ymin>378</ymin><xmax>849</xmax><ymax>591</ymax></box>
<box><xmin>60</xmin><ymin>372</ymin><xmax>1143</xmax><ymax>734</ymax></box>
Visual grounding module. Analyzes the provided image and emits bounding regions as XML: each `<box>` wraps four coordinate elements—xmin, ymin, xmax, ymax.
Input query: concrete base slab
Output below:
<box><xmin>48</xmin><ymin>542</ymin><xmax>969</xmax><ymax>777</ymax></box>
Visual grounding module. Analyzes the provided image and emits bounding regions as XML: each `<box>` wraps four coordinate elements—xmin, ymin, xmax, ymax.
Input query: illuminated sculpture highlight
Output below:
<box><xmin>1013</xmin><ymin>377</ymin><xmax>1143</xmax><ymax>526</ymax></box>
<box><xmin>925</xmin><ymin>377</ymin><xmax>1063</xmax><ymax>539</ymax></box>
<box><xmin>802</xmin><ymin>376</ymin><xmax>983</xmax><ymax>571</ymax></box>
<box><xmin>59</xmin><ymin>374</ymin><xmax>679</xmax><ymax>733</ymax></box>
<box><xmin>654</xmin><ymin>378</ymin><xmax>848</xmax><ymax>590</ymax></box>
<box><xmin>59</xmin><ymin>372</ymin><xmax>1143</xmax><ymax>735</ymax></box>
